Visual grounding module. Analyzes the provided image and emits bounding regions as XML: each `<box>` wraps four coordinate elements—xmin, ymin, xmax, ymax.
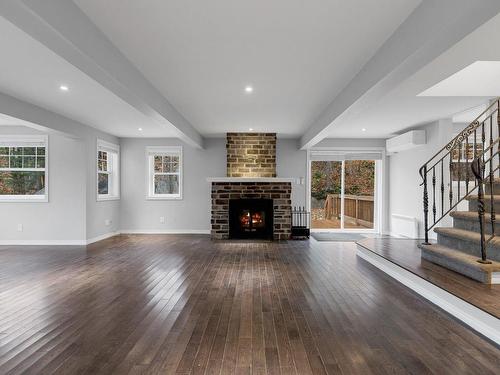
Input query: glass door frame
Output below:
<box><xmin>306</xmin><ymin>147</ymin><xmax>385</xmax><ymax>234</ymax></box>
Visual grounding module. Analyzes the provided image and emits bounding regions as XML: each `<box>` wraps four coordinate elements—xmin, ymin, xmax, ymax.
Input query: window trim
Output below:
<box><xmin>146</xmin><ymin>146</ymin><xmax>183</xmax><ymax>200</ymax></box>
<box><xmin>96</xmin><ymin>139</ymin><xmax>120</xmax><ymax>201</ymax></box>
<box><xmin>0</xmin><ymin>134</ymin><xmax>49</xmax><ymax>203</ymax></box>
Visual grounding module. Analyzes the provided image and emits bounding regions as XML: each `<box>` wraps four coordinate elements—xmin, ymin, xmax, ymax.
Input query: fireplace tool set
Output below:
<box><xmin>291</xmin><ymin>206</ymin><xmax>310</xmax><ymax>239</ymax></box>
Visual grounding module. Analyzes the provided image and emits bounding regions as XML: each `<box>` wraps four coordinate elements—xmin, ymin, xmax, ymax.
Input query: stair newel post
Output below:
<box><xmin>497</xmin><ymin>101</ymin><xmax>500</xmax><ymax>178</ymax></box>
<box><xmin>474</xmin><ymin>129</ymin><xmax>478</xmax><ymax>187</ymax></box>
<box><xmin>440</xmin><ymin>160</ymin><xmax>444</xmax><ymax>217</ymax></box>
<box><xmin>421</xmin><ymin>165</ymin><xmax>430</xmax><ymax>245</ymax></box>
<box><xmin>465</xmin><ymin>136</ymin><xmax>469</xmax><ymax>194</ymax></box>
<box><xmin>482</xmin><ymin>121</ymin><xmax>486</xmax><ymax>168</ymax></box>
<box><xmin>457</xmin><ymin>142</ymin><xmax>461</xmax><ymax>199</ymax></box>
<box><xmin>449</xmin><ymin>153</ymin><xmax>453</xmax><ymax>209</ymax></box>
<box><xmin>432</xmin><ymin>167</ymin><xmax>436</xmax><ymax>224</ymax></box>
<box><xmin>489</xmin><ymin>131</ymin><xmax>495</xmax><ymax>240</ymax></box>
<box><xmin>472</xmin><ymin>157</ymin><xmax>492</xmax><ymax>264</ymax></box>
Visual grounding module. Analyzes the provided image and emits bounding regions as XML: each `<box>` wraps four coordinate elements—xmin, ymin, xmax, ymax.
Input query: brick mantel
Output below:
<box><xmin>207</xmin><ymin>177</ymin><xmax>295</xmax><ymax>183</ymax></box>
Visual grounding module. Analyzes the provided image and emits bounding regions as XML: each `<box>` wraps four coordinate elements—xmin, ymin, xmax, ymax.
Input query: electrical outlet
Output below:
<box><xmin>159</xmin><ymin>216</ymin><xmax>165</xmax><ymax>224</ymax></box>
<box><xmin>17</xmin><ymin>224</ymin><xmax>23</xmax><ymax>232</ymax></box>
<box><xmin>105</xmin><ymin>219</ymin><xmax>111</xmax><ymax>226</ymax></box>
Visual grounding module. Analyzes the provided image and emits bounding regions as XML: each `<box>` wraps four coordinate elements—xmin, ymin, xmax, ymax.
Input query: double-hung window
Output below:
<box><xmin>147</xmin><ymin>146</ymin><xmax>182</xmax><ymax>199</ymax></box>
<box><xmin>97</xmin><ymin>139</ymin><xmax>120</xmax><ymax>200</ymax></box>
<box><xmin>0</xmin><ymin>135</ymin><xmax>48</xmax><ymax>202</ymax></box>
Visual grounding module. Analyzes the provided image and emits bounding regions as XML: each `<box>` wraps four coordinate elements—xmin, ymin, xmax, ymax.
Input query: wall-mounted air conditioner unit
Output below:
<box><xmin>386</xmin><ymin>130</ymin><xmax>426</xmax><ymax>153</ymax></box>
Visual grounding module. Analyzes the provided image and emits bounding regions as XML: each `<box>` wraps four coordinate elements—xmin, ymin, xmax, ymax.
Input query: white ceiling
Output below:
<box><xmin>0</xmin><ymin>15</ymin><xmax>178</xmax><ymax>138</ymax></box>
<box><xmin>419</xmin><ymin>61</ymin><xmax>500</xmax><ymax>97</ymax></box>
<box><xmin>1</xmin><ymin>1</ymin><xmax>498</xmax><ymax>143</ymax></box>
<box><xmin>73</xmin><ymin>0</ymin><xmax>421</xmax><ymax>137</ymax></box>
<box><xmin>324</xmin><ymin>10</ymin><xmax>500</xmax><ymax>139</ymax></box>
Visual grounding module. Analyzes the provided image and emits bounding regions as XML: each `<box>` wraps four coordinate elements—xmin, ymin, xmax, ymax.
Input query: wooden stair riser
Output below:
<box><xmin>452</xmin><ymin>216</ymin><xmax>500</xmax><ymax>235</ymax></box>
<box><xmin>436</xmin><ymin>232</ymin><xmax>500</xmax><ymax>262</ymax></box>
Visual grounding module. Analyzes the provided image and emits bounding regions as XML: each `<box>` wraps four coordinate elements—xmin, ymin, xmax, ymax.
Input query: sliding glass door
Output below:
<box><xmin>342</xmin><ymin>160</ymin><xmax>375</xmax><ymax>229</ymax></box>
<box><xmin>311</xmin><ymin>161</ymin><xmax>342</xmax><ymax>229</ymax></box>
<box><xmin>309</xmin><ymin>151</ymin><xmax>380</xmax><ymax>231</ymax></box>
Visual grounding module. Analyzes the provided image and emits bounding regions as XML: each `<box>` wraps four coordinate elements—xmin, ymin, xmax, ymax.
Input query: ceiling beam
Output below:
<box><xmin>300</xmin><ymin>0</ymin><xmax>500</xmax><ymax>149</ymax></box>
<box><xmin>0</xmin><ymin>91</ymin><xmax>119</xmax><ymax>142</ymax></box>
<box><xmin>0</xmin><ymin>0</ymin><xmax>204</xmax><ymax>148</ymax></box>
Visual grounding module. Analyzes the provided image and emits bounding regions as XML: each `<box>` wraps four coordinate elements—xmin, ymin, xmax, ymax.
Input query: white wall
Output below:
<box><xmin>388</xmin><ymin>119</ymin><xmax>454</xmax><ymax>238</ymax></box>
<box><xmin>120</xmin><ymin>138</ymin><xmax>307</xmax><ymax>233</ymax></box>
<box><xmin>277</xmin><ymin>139</ymin><xmax>307</xmax><ymax>208</ymax></box>
<box><xmin>84</xmin><ymin>136</ymin><xmax>120</xmax><ymax>241</ymax></box>
<box><xmin>0</xmin><ymin>122</ymin><xmax>120</xmax><ymax>243</ymax></box>
<box><xmin>0</xmin><ymin>92</ymin><xmax>121</xmax><ymax>241</ymax></box>
<box><xmin>0</xmin><ymin>126</ymin><xmax>86</xmax><ymax>243</ymax></box>
<box><xmin>120</xmin><ymin>138</ymin><xmax>224</xmax><ymax>232</ymax></box>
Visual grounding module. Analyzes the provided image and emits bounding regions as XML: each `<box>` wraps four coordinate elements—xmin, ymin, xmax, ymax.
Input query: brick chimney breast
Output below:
<box><xmin>226</xmin><ymin>133</ymin><xmax>276</xmax><ymax>177</ymax></box>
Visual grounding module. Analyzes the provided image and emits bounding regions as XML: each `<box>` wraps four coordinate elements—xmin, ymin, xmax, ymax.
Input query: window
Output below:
<box><xmin>97</xmin><ymin>139</ymin><xmax>120</xmax><ymax>200</ymax></box>
<box><xmin>147</xmin><ymin>146</ymin><xmax>182</xmax><ymax>199</ymax></box>
<box><xmin>0</xmin><ymin>135</ymin><xmax>48</xmax><ymax>202</ymax></box>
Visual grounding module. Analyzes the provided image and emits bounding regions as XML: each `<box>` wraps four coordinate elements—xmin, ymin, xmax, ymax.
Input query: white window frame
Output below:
<box><xmin>0</xmin><ymin>134</ymin><xmax>49</xmax><ymax>202</ymax></box>
<box><xmin>96</xmin><ymin>139</ymin><xmax>120</xmax><ymax>201</ymax></box>
<box><xmin>146</xmin><ymin>146</ymin><xmax>183</xmax><ymax>200</ymax></box>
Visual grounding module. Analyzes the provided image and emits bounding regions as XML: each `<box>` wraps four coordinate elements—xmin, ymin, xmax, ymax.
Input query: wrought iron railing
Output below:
<box><xmin>471</xmin><ymin>137</ymin><xmax>499</xmax><ymax>264</ymax></box>
<box><xmin>419</xmin><ymin>98</ymin><xmax>500</xmax><ymax>244</ymax></box>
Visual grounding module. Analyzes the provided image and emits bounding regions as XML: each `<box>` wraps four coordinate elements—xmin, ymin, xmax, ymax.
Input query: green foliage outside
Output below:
<box><xmin>0</xmin><ymin>171</ymin><xmax>45</xmax><ymax>195</ymax></box>
<box><xmin>311</xmin><ymin>160</ymin><xmax>375</xmax><ymax>201</ymax></box>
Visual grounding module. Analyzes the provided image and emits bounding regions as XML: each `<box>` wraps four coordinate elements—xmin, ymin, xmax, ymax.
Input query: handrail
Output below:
<box><xmin>420</xmin><ymin>99</ymin><xmax>500</xmax><ymax>168</ymax></box>
<box><xmin>419</xmin><ymin>98</ymin><xmax>500</xmax><ymax>244</ymax></box>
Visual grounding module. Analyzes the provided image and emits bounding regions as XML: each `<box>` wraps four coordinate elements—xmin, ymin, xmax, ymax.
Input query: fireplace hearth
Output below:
<box><xmin>229</xmin><ymin>199</ymin><xmax>273</xmax><ymax>239</ymax></box>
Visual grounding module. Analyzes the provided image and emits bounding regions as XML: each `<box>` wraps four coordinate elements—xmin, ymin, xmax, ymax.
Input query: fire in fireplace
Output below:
<box><xmin>229</xmin><ymin>199</ymin><xmax>273</xmax><ymax>239</ymax></box>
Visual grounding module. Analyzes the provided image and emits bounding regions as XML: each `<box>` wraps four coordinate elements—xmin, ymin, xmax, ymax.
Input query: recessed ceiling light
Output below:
<box><xmin>59</xmin><ymin>85</ymin><xmax>69</xmax><ymax>91</ymax></box>
<box><xmin>362</xmin><ymin>128</ymin><xmax>367</xmax><ymax>132</ymax></box>
<box><xmin>138</xmin><ymin>127</ymin><xmax>143</xmax><ymax>131</ymax></box>
<box><xmin>245</xmin><ymin>86</ymin><xmax>253</xmax><ymax>93</ymax></box>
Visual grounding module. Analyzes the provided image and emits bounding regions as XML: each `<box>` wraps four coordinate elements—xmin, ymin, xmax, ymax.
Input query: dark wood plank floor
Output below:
<box><xmin>357</xmin><ymin>237</ymin><xmax>500</xmax><ymax>319</ymax></box>
<box><xmin>0</xmin><ymin>235</ymin><xmax>499</xmax><ymax>374</ymax></box>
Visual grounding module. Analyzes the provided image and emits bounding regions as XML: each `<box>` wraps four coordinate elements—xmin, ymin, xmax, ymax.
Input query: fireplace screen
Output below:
<box><xmin>229</xmin><ymin>199</ymin><xmax>273</xmax><ymax>239</ymax></box>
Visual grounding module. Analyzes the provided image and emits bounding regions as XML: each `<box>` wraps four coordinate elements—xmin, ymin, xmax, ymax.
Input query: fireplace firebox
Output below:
<box><xmin>229</xmin><ymin>199</ymin><xmax>274</xmax><ymax>239</ymax></box>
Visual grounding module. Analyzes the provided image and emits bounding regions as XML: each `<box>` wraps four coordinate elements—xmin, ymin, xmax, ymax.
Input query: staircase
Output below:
<box><xmin>419</xmin><ymin>99</ymin><xmax>500</xmax><ymax>284</ymax></box>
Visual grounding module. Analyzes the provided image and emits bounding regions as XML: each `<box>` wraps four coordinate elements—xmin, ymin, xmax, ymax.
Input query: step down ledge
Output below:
<box><xmin>420</xmin><ymin>244</ymin><xmax>500</xmax><ymax>284</ymax></box>
<box><xmin>356</xmin><ymin>244</ymin><xmax>500</xmax><ymax>345</ymax></box>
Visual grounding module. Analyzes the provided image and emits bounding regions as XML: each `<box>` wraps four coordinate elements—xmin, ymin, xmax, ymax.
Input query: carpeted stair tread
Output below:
<box><xmin>420</xmin><ymin>243</ymin><xmax>500</xmax><ymax>272</ymax></box>
<box><xmin>419</xmin><ymin>243</ymin><xmax>500</xmax><ymax>283</ymax></box>
<box><xmin>466</xmin><ymin>194</ymin><xmax>500</xmax><ymax>202</ymax></box>
<box><xmin>434</xmin><ymin>227</ymin><xmax>500</xmax><ymax>247</ymax></box>
<box><xmin>450</xmin><ymin>211</ymin><xmax>493</xmax><ymax>221</ymax></box>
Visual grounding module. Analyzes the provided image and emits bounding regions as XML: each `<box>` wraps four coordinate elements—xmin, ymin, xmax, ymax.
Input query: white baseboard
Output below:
<box><xmin>356</xmin><ymin>245</ymin><xmax>500</xmax><ymax>345</ymax></box>
<box><xmin>86</xmin><ymin>231</ymin><xmax>120</xmax><ymax>245</ymax></box>
<box><xmin>120</xmin><ymin>229</ymin><xmax>211</xmax><ymax>235</ymax></box>
<box><xmin>0</xmin><ymin>229</ymin><xmax>209</xmax><ymax>246</ymax></box>
<box><xmin>0</xmin><ymin>239</ymin><xmax>87</xmax><ymax>246</ymax></box>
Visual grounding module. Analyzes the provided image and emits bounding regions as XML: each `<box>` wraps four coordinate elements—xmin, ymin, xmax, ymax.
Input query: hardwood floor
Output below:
<box><xmin>0</xmin><ymin>235</ymin><xmax>499</xmax><ymax>374</ymax></box>
<box><xmin>357</xmin><ymin>237</ymin><xmax>500</xmax><ymax>318</ymax></box>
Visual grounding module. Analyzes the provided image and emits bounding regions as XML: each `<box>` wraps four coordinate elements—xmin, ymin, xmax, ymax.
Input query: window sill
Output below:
<box><xmin>146</xmin><ymin>195</ymin><xmax>183</xmax><ymax>201</ymax></box>
<box><xmin>97</xmin><ymin>195</ymin><xmax>120</xmax><ymax>202</ymax></box>
<box><xmin>0</xmin><ymin>196</ymin><xmax>48</xmax><ymax>203</ymax></box>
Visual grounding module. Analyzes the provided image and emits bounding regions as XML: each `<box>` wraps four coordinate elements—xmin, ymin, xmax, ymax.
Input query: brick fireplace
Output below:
<box><xmin>209</xmin><ymin>133</ymin><xmax>292</xmax><ymax>240</ymax></box>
